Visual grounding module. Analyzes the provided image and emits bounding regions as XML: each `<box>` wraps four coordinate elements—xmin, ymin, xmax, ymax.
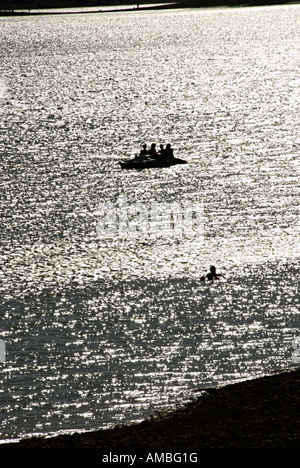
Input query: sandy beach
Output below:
<box><xmin>1</xmin><ymin>367</ymin><xmax>299</xmax><ymax>448</ymax></box>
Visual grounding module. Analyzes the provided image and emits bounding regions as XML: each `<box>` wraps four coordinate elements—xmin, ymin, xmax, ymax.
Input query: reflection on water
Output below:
<box><xmin>0</xmin><ymin>4</ymin><xmax>300</xmax><ymax>442</ymax></box>
<box><xmin>1</xmin><ymin>263</ymin><xmax>299</xmax><ymax>440</ymax></box>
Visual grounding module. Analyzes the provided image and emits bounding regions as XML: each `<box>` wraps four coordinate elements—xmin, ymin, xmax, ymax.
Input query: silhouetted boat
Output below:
<box><xmin>119</xmin><ymin>157</ymin><xmax>187</xmax><ymax>169</ymax></box>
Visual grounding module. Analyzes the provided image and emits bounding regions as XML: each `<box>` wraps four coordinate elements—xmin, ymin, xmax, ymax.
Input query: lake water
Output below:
<box><xmin>0</xmin><ymin>3</ymin><xmax>300</xmax><ymax>443</ymax></box>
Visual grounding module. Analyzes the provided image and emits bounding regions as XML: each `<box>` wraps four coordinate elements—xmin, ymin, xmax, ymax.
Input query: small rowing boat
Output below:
<box><xmin>119</xmin><ymin>157</ymin><xmax>187</xmax><ymax>170</ymax></box>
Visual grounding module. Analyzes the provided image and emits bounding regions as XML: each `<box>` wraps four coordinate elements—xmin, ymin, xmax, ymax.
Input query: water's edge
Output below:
<box><xmin>1</xmin><ymin>366</ymin><xmax>299</xmax><ymax>448</ymax></box>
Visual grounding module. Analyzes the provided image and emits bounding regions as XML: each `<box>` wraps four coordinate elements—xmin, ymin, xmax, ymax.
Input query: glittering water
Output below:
<box><xmin>0</xmin><ymin>4</ymin><xmax>300</xmax><ymax>442</ymax></box>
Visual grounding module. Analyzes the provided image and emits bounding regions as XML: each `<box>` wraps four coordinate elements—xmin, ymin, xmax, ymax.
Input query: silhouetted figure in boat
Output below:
<box><xmin>200</xmin><ymin>265</ymin><xmax>223</xmax><ymax>281</ymax></box>
<box><xmin>135</xmin><ymin>144</ymin><xmax>149</xmax><ymax>161</ymax></box>
<box><xmin>156</xmin><ymin>144</ymin><xmax>166</xmax><ymax>160</ymax></box>
<box><xmin>149</xmin><ymin>143</ymin><xmax>157</xmax><ymax>158</ymax></box>
<box><xmin>165</xmin><ymin>143</ymin><xmax>174</xmax><ymax>160</ymax></box>
<box><xmin>140</xmin><ymin>144</ymin><xmax>149</xmax><ymax>155</ymax></box>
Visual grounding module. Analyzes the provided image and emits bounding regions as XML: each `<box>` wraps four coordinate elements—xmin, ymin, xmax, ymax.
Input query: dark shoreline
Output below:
<box><xmin>0</xmin><ymin>2</ymin><xmax>181</xmax><ymax>15</ymax></box>
<box><xmin>0</xmin><ymin>1</ymin><xmax>297</xmax><ymax>16</ymax></box>
<box><xmin>1</xmin><ymin>367</ymin><xmax>300</xmax><ymax>448</ymax></box>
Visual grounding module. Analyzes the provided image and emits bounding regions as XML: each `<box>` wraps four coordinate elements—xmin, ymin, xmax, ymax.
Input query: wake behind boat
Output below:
<box><xmin>118</xmin><ymin>143</ymin><xmax>187</xmax><ymax>170</ymax></box>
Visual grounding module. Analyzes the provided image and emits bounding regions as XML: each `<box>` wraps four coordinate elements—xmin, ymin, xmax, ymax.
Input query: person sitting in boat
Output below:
<box><xmin>140</xmin><ymin>144</ymin><xmax>149</xmax><ymax>156</ymax></box>
<box><xmin>156</xmin><ymin>144</ymin><xmax>166</xmax><ymax>160</ymax></box>
<box><xmin>135</xmin><ymin>144</ymin><xmax>149</xmax><ymax>161</ymax></box>
<box><xmin>200</xmin><ymin>265</ymin><xmax>223</xmax><ymax>281</ymax></box>
<box><xmin>165</xmin><ymin>143</ymin><xmax>174</xmax><ymax>160</ymax></box>
<box><xmin>148</xmin><ymin>143</ymin><xmax>157</xmax><ymax>159</ymax></box>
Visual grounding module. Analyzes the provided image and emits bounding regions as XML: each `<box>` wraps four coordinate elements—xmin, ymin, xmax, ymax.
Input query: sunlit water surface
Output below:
<box><xmin>0</xmin><ymin>4</ymin><xmax>300</xmax><ymax>442</ymax></box>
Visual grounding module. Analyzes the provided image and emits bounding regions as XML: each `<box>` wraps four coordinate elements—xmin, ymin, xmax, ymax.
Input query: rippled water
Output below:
<box><xmin>0</xmin><ymin>4</ymin><xmax>300</xmax><ymax>442</ymax></box>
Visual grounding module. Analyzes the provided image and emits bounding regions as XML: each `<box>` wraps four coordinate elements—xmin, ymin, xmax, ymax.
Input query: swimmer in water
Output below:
<box><xmin>200</xmin><ymin>265</ymin><xmax>223</xmax><ymax>281</ymax></box>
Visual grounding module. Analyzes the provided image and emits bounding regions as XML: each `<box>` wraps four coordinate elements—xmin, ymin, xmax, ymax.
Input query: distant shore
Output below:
<box><xmin>0</xmin><ymin>0</ymin><xmax>296</xmax><ymax>16</ymax></box>
<box><xmin>0</xmin><ymin>2</ymin><xmax>180</xmax><ymax>15</ymax></box>
<box><xmin>1</xmin><ymin>366</ymin><xmax>300</xmax><ymax>448</ymax></box>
